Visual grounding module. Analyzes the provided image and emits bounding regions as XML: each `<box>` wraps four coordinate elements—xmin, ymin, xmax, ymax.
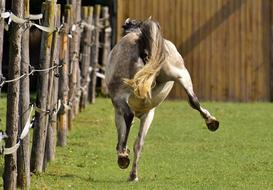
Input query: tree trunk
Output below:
<box><xmin>30</xmin><ymin>1</ymin><xmax>55</xmax><ymax>173</ymax></box>
<box><xmin>3</xmin><ymin>0</ymin><xmax>24</xmax><ymax>189</ymax></box>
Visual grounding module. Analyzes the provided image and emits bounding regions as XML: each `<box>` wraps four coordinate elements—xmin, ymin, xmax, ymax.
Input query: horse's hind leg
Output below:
<box><xmin>173</xmin><ymin>66</ymin><xmax>219</xmax><ymax>131</ymax></box>
<box><xmin>112</xmin><ymin>98</ymin><xmax>134</xmax><ymax>169</ymax></box>
<box><xmin>129</xmin><ymin>109</ymin><xmax>155</xmax><ymax>182</ymax></box>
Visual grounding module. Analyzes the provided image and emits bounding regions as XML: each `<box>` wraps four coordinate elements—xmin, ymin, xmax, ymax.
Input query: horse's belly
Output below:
<box><xmin>128</xmin><ymin>81</ymin><xmax>174</xmax><ymax>113</ymax></box>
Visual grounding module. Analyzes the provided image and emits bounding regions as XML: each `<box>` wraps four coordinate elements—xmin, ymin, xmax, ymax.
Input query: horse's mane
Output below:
<box><xmin>122</xmin><ymin>19</ymin><xmax>142</xmax><ymax>35</ymax></box>
<box><xmin>123</xmin><ymin>19</ymin><xmax>166</xmax><ymax>99</ymax></box>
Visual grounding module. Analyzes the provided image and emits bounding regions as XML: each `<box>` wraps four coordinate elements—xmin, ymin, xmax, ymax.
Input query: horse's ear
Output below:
<box><xmin>125</xmin><ymin>18</ymin><xmax>131</xmax><ymax>24</ymax></box>
<box><xmin>147</xmin><ymin>16</ymin><xmax>152</xmax><ymax>20</ymax></box>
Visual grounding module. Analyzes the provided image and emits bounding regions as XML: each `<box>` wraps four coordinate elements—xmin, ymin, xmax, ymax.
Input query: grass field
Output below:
<box><xmin>0</xmin><ymin>97</ymin><xmax>273</xmax><ymax>189</ymax></box>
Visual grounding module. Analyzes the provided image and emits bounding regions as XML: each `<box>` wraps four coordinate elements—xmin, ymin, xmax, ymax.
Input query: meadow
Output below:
<box><xmin>0</xmin><ymin>97</ymin><xmax>273</xmax><ymax>189</ymax></box>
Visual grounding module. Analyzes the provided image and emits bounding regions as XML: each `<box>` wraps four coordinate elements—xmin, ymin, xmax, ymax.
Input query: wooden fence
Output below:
<box><xmin>0</xmin><ymin>0</ymin><xmax>111</xmax><ymax>189</ymax></box>
<box><xmin>117</xmin><ymin>0</ymin><xmax>273</xmax><ymax>102</ymax></box>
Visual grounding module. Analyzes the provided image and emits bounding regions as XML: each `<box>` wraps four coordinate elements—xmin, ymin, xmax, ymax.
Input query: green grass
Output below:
<box><xmin>0</xmin><ymin>97</ymin><xmax>273</xmax><ymax>189</ymax></box>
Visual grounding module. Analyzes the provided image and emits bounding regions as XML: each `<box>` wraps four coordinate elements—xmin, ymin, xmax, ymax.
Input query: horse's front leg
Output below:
<box><xmin>129</xmin><ymin>109</ymin><xmax>155</xmax><ymax>182</ymax></box>
<box><xmin>113</xmin><ymin>99</ymin><xmax>134</xmax><ymax>169</ymax></box>
<box><xmin>171</xmin><ymin>65</ymin><xmax>219</xmax><ymax>131</ymax></box>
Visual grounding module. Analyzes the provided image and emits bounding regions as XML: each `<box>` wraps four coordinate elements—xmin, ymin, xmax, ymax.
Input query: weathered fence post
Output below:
<box><xmin>67</xmin><ymin>0</ymin><xmax>82</xmax><ymax>129</ymax></box>
<box><xmin>101</xmin><ymin>6</ymin><xmax>111</xmax><ymax>95</ymax></box>
<box><xmin>74</xmin><ymin>0</ymin><xmax>82</xmax><ymax>116</ymax></box>
<box><xmin>3</xmin><ymin>0</ymin><xmax>24</xmax><ymax>189</ymax></box>
<box><xmin>31</xmin><ymin>0</ymin><xmax>56</xmax><ymax>173</ymax></box>
<box><xmin>44</xmin><ymin>4</ymin><xmax>61</xmax><ymax>166</ymax></box>
<box><xmin>57</xmin><ymin>4</ymin><xmax>71</xmax><ymax>147</ymax></box>
<box><xmin>67</xmin><ymin>4</ymin><xmax>73</xmax><ymax>131</ymax></box>
<box><xmin>79</xmin><ymin>6</ymin><xmax>93</xmax><ymax>111</ymax></box>
<box><xmin>0</xmin><ymin>0</ymin><xmax>5</xmax><ymax>95</ymax></box>
<box><xmin>270</xmin><ymin>1</ymin><xmax>273</xmax><ymax>102</ymax></box>
<box><xmin>17</xmin><ymin>0</ymin><xmax>31</xmax><ymax>188</ymax></box>
<box><xmin>88</xmin><ymin>5</ymin><xmax>101</xmax><ymax>104</ymax></box>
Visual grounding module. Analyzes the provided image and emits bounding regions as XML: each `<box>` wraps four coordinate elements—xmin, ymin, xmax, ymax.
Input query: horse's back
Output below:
<box><xmin>106</xmin><ymin>32</ymin><xmax>143</xmax><ymax>97</ymax></box>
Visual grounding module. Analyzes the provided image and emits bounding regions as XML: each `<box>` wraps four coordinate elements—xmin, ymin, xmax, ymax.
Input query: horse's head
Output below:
<box><xmin>122</xmin><ymin>18</ymin><xmax>142</xmax><ymax>35</ymax></box>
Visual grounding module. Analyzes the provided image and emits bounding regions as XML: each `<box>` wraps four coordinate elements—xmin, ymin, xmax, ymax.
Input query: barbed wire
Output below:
<box><xmin>0</xmin><ymin>62</ymin><xmax>63</xmax><ymax>89</ymax></box>
<box><xmin>0</xmin><ymin>105</ymin><xmax>34</xmax><ymax>155</ymax></box>
<box><xmin>0</xmin><ymin>98</ymin><xmax>64</xmax><ymax>155</ymax></box>
<box><xmin>0</xmin><ymin>9</ymin><xmax>110</xmax><ymax>155</ymax></box>
<box><xmin>1</xmin><ymin>11</ymin><xmax>106</xmax><ymax>35</ymax></box>
<box><xmin>1</xmin><ymin>11</ymin><xmax>59</xmax><ymax>33</ymax></box>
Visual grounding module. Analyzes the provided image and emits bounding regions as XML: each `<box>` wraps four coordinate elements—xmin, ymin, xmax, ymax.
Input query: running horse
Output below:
<box><xmin>105</xmin><ymin>18</ymin><xmax>219</xmax><ymax>181</ymax></box>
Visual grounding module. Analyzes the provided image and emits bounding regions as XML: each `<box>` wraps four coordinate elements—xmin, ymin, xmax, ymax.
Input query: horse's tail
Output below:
<box><xmin>123</xmin><ymin>19</ymin><xmax>166</xmax><ymax>99</ymax></box>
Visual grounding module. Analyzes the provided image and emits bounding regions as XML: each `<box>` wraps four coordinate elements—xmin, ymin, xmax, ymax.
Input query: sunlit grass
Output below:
<box><xmin>0</xmin><ymin>97</ymin><xmax>273</xmax><ymax>189</ymax></box>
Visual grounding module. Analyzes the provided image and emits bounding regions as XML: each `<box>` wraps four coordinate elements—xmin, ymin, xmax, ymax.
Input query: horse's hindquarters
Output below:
<box><xmin>128</xmin><ymin>81</ymin><xmax>174</xmax><ymax>115</ymax></box>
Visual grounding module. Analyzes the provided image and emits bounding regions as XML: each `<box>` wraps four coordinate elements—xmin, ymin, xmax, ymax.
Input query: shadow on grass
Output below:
<box><xmin>0</xmin><ymin>165</ymin><xmax>3</xmax><ymax>175</ymax></box>
<box><xmin>0</xmin><ymin>165</ymin><xmax>3</xmax><ymax>186</ymax></box>
<box><xmin>46</xmin><ymin>173</ymin><xmax>127</xmax><ymax>184</ymax></box>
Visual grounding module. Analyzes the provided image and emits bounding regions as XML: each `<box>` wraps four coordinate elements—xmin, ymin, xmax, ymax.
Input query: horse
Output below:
<box><xmin>105</xmin><ymin>18</ymin><xmax>219</xmax><ymax>182</ymax></box>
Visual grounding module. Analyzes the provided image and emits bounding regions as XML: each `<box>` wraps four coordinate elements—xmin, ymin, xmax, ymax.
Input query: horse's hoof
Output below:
<box><xmin>207</xmin><ymin>119</ymin><xmax>219</xmax><ymax>132</ymax></box>
<box><xmin>128</xmin><ymin>177</ymin><xmax>139</xmax><ymax>182</ymax></box>
<box><xmin>118</xmin><ymin>155</ymin><xmax>130</xmax><ymax>169</ymax></box>
<box><xmin>128</xmin><ymin>173</ymin><xmax>138</xmax><ymax>182</ymax></box>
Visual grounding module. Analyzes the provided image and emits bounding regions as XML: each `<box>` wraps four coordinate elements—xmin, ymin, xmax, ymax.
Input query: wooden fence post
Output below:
<box><xmin>44</xmin><ymin>4</ymin><xmax>61</xmax><ymax>166</ymax></box>
<box><xmin>80</xmin><ymin>6</ymin><xmax>93</xmax><ymax>111</ymax></box>
<box><xmin>3</xmin><ymin>0</ymin><xmax>24</xmax><ymax>189</ymax></box>
<box><xmin>57</xmin><ymin>4</ymin><xmax>71</xmax><ymax>146</ymax></box>
<box><xmin>67</xmin><ymin>0</ymin><xmax>82</xmax><ymax>129</ymax></box>
<box><xmin>88</xmin><ymin>5</ymin><xmax>101</xmax><ymax>104</ymax></box>
<box><xmin>101</xmin><ymin>6</ymin><xmax>111</xmax><ymax>95</ymax></box>
<box><xmin>74</xmin><ymin>0</ymin><xmax>82</xmax><ymax>116</ymax></box>
<box><xmin>17</xmin><ymin>0</ymin><xmax>31</xmax><ymax>188</ymax></box>
<box><xmin>30</xmin><ymin>1</ymin><xmax>56</xmax><ymax>173</ymax></box>
<box><xmin>270</xmin><ymin>1</ymin><xmax>273</xmax><ymax>102</ymax></box>
<box><xmin>67</xmin><ymin>3</ymin><xmax>74</xmax><ymax>131</ymax></box>
<box><xmin>0</xmin><ymin>0</ymin><xmax>5</xmax><ymax>95</ymax></box>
